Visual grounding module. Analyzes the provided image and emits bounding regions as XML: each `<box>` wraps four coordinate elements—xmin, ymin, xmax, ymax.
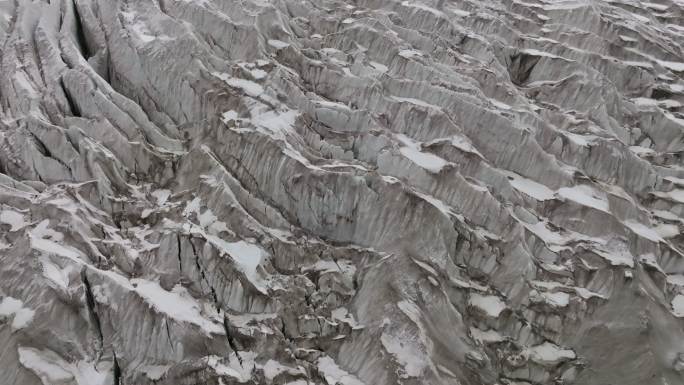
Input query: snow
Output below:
<box><xmin>655</xmin><ymin>189</ymin><xmax>684</xmax><ymax>204</ymax></box>
<box><xmin>444</xmin><ymin>135</ymin><xmax>484</xmax><ymax>158</ymax></box>
<box><xmin>370</xmin><ymin>61</ymin><xmax>388</xmax><ymax>73</ymax></box>
<box><xmin>470</xmin><ymin>326</ymin><xmax>504</xmax><ymax>343</ymax></box>
<box><xmin>317</xmin><ymin>356</ymin><xmax>367</xmax><ymax>385</ymax></box>
<box><xmin>0</xmin><ymin>296</ymin><xmax>35</xmax><ymax>329</ymax></box>
<box><xmin>267</xmin><ymin>39</ymin><xmax>290</xmax><ymax>49</ymax></box>
<box><xmin>213</xmin><ymin>72</ymin><xmax>264</xmax><ymax>97</ymax></box>
<box><xmin>413</xmin><ymin>191</ymin><xmax>459</xmax><ymax>219</ymax></box>
<box><xmin>594</xmin><ymin>243</ymin><xmax>635</xmax><ymax>267</ymax></box>
<box><xmin>131</xmin><ymin>279</ymin><xmax>223</xmax><ymax>335</ymax></box>
<box><xmin>226</xmin><ymin>78</ymin><xmax>264</xmax><ymax>97</ymax></box>
<box><xmin>380</xmin><ymin>330</ymin><xmax>427</xmax><ymax>378</ymax></box>
<box><xmin>639</xmin><ymin>253</ymin><xmax>662</xmax><ymax>271</ymax></box>
<box><xmin>565</xmin><ymin>132</ymin><xmax>596</xmax><ymax>147</ymax></box>
<box><xmin>672</xmin><ymin>294</ymin><xmax>684</xmax><ymax>317</ymax></box>
<box><xmin>262</xmin><ymin>360</ymin><xmax>303</xmax><ymax>381</ymax></box>
<box><xmin>520</xmin><ymin>48</ymin><xmax>563</xmax><ymax>59</ymax></box>
<box><xmin>30</xmin><ymin>220</ymin><xmax>84</xmax><ymax>260</ymax></box>
<box><xmin>401</xmin><ymin>1</ymin><xmax>443</xmax><ymax>16</ymax></box>
<box><xmin>398</xmin><ymin>49</ymin><xmax>422</xmax><ymax>59</ymax></box>
<box><xmin>642</xmin><ymin>2</ymin><xmax>669</xmax><ymax>10</ymax></box>
<box><xmin>658</xmin><ymin>60</ymin><xmax>684</xmax><ymax>72</ymax></box>
<box><xmin>504</xmin><ymin>171</ymin><xmax>555</xmax><ymax>201</ymax></box>
<box><xmin>532</xmin><ymin>290</ymin><xmax>570</xmax><ymax>307</ymax></box>
<box><xmin>205</xmin><ymin>353</ymin><xmax>255</xmax><ymax>382</ymax></box>
<box><xmin>222</xmin><ymin>110</ymin><xmax>239</xmax><ymax>123</ymax></box>
<box><xmin>557</xmin><ymin>185</ymin><xmax>609</xmax><ymax>212</ymax></box>
<box><xmin>250</xmin><ymin>105</ymin><xmax>299</xmax><ymax>138</ymax></box>
<box><xmin>449</xmin><ymin>8</ymin><xmax>471</xmax><ymax>17</ymax></box>
<box><xmin>629</xmin><ymin>145</ymin><xmax>655</xmax><ymax>156</ymax></box>
<box><xmin>392</xmin><ymin>96</ymin><xmax>441</xmax><ymax>110</ymax></box>
<box><xmin>331</xmin><ymin>307</ymin><xmax>360</xmax><ymax>328</ymax></box>
<box><xmin>469</xmin><ymin>293</ymin><xmax>506</xmax><ymax>317</ymax></box>
<box><xmin>574</xmin><ymin>287</ymin><xmax>605</xmax><ymax>300</ymax></box>
<box><xmin>667</xmin><ymin>275</ymin><xmax>684</xmax><ymax>286</ymax></box>
<box><xmin>521</xmin><ymin>220</ymin><xmax>568</xmax><ymax>248</ymax></box>
<box><xmin>18</xmin><ymin>347</ymin><xmax>111</xmax><ymax>385</ymax></box>
<box><xmin>18</xmin><ymin>348</ymin><xmax>73</xmax><ymax>384</ymax></box>
<box><xmin>525</xmin><ymin>342</ymin><xmax>575</xmax><ymax>365</ymax></box>
<box><xmin>151</xmin><ymin>189</ymin><xmax>171</xmax><ymax>205</ymax></box>
<box><xmin>142</xmin><ymin>365</ymin><xmax>171</xmax><ymax>381</ymax></box>
<box><xmin>412</xmin><ymin>258</ymin><xmax>438</xmax><ymax>277</ymax></box>
<box><xmin>40</xmin><ymin>256</ymin><xmax>71</xmax><ymax>289</ymax></box>
<box><xmin>205</xmin><ymin>236</ymin><xmax>268</xmax><ymax>292</ymax></box>
<box><xmin>0</xmin><ymin>209</ymin><xmax>27</xmax><ymax>231</ymax></box>
<box><xmin>623</xmin><ymin>220</ymin><xmax>663</xmax><ymax>243</ymax></box>
<box><xmin>396</xmin><ymin>134</ymin><xmax>449</xmax><ymax>173</ymax></box>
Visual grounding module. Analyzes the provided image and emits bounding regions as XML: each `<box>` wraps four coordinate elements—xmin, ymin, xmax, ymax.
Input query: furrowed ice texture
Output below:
<box><xmin>0</xmin><ymin>0</ymin><xmax>683</xmax><ymax>384</ymax></box>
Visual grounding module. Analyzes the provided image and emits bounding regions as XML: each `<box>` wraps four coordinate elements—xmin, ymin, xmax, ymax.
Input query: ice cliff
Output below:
<box><xmin>1</xmin><ymin>0</ymin><xmax>684</xmax><ymax>384</ymax></box>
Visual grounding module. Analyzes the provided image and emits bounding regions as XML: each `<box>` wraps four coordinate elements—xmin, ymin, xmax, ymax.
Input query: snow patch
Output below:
<box><xmin>469</xmin><ymin>293</ymin><xmax>506</xmax><ymax>317</ymax></box>
<box><xmin>0</xmin><ymin>296</ymin><xmax>35</xmax><ymax>329</ymax></box>
<box><xmin>131</xmin><ymin>279</ymin><xmax>223</xmax><ymax>335</ymax></box>
<box><xmin>0</xmin><ymin>209</ymin><xmax>27</xmax><ymax>231</ymax></box>
<box><xmin>317</xmin><ymin>356</ymin><xmax>366</xmax><ymax>385</ymax></box>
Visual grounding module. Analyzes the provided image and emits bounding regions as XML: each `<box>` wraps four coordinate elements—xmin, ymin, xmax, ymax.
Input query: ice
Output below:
<box><xmin>469</xmin><ymin>293</ymin><xmax>506</xmax><ymax>317</ymax></box>
<box><xmin>0</xmin><ymin>296</ymin><xmax>35</xmax><ymax>329</ymax></box>
<box><xmin>557</xmin><ymin>185</ymin><xmax>609</xmax><ymax>212</ymax></box>
<box><xmin>131</xmin><ymin>278</ymin><xmax>223</xmax><ymax>335</ymax></box>
<box><xmin>0</xmin><ymin>209</ymin><xmax>27</xmax><ymax>231</ymax></box>
<box><xmin>317</xmin><ymin>356</ymin><xmax>367</xmax><ymax>385</ymax></box>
